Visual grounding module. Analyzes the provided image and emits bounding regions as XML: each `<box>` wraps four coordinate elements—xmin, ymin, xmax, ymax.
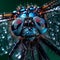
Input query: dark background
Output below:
<box><xmin>0</xmin><ymin>0</ymin><xmax>60</xmax><ymax>60</ymax></box>
<box><xmin>0</xmin><ymin>0</ymin><xmax>50</xmax><ymax>13</ymax></box>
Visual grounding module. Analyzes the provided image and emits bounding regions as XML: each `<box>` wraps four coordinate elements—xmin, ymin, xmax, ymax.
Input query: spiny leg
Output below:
<box><xmin>9</xmin><ymin>39</ymin><xmax>27</xmax><ymax>60</ymax></box>
<box><xmin>19</xmin><ymin>48</ymin><xmax>27</xmax><ymax>60</ymax></box>
<box><xmin>9</xmin><ymin>40</ymin><xmax>21</xmax><ymax>57</ymax></box>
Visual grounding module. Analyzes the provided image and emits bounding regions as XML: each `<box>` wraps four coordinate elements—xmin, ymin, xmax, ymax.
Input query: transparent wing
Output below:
<box><xmin>0</xmin><ymin>21</ymin><xmax>17</xmax><ymax>56</ymax></box>
<box><xmin>43</xmin><ymin>6</ymin><xmax>60</xmax><ymax>55</ymax></box>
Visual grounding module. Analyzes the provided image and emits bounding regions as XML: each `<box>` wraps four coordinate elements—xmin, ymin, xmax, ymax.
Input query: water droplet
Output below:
<box><xmin>18</xmin><ymin>55</ymin><xmax>21</xmax><ymax>59</ymax></box>
<box><xmin>5</xmin><ymin>51</ymin><xmax>8</xmax><ymax>54</ymax></box>
<box><xmin>49</xmin><ymin>21</ymin><xmax>52</xmax><ymax>24</ymax></box>
<box><xmin>1</xmin><ymin>47</ymin><xmax>4</xmax><ymax>51</ymax></box>
<box><xmin>56</xmin><ymin>29</ymin><xmax>59</xmax><ymax>32</ymax></box>
<box><xmin>5</xmin><ymin>31</ymin><xmax>7</xmax><ymax>34</ymax></box>
<box><xmin>57</xmin><ymin>22</ymin><xmax>60</xmax><ymax>25</ymax></box>
<box><xmin>9</xmin><ymin>43</ymin><xmax>12</xmax><ymax>46</ymax></box>
<box><xmin>3</xmin><ymin>27</ymin><xmax>5</xmax><ymax>29</ymax></box>
<box><xmin>15</xmin><ymin>54</ymin><xmax>18</xmax><ymax>57</ymax></box>
<box><xmin>2</xmin><ymin>36</ymin><xmax>5</xmax><ymax>39</ymax></box>
<box><xmin>52</xmin><ymin>37</ymin><xmax>55</xmax><ymax>40</ymax></box>
<box><xmin>51</xmin><ymin>33</ymin><xmax>54</xmax><ymax>36</ymax></box>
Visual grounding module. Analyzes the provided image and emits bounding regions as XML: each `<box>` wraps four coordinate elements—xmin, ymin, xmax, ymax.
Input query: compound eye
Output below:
<box><xmin>35</xmin><ymin>18</ymin><xmax>40</xmax><ymax>23</ymax></box>
<box><xmin>33</xmin><ymin>16</ymin><xmax>41</xmax><ymax>26</ymax></box>
<box><xmin>16</xmin><ymin>19</ymin><xmax>22</xmax><ymax>24</ymax></box>
<box><xmin>34</xmin><ymin>16</ymin><xmax>40</xmax><ymax>23</ymax></box>
<box><xmin>11</xmin><ymin>18</ymin><xmax>23</xmax><ymax>36</ymax></box>
<box><xmin>11</xmin><ymin>18</ymin><xmax>22</xmax><ymax>30</ymax></box>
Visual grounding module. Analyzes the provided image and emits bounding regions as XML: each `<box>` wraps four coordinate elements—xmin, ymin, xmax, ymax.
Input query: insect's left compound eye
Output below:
<box><xmin>12</xmin><ymin>18</ymin><xmax>22</xmax><ymax>29</ymax></box>
<box><xmin>11</xmin><ymin>18</ymin><xmax>23</xmax><ymax>36</ymax></box>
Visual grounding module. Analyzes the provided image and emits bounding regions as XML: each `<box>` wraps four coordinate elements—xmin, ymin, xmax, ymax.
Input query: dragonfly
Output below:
<box><xmin>0</xmin><ymin>0</ymin><xmax>60</xmax><ymax>60</ymax></box>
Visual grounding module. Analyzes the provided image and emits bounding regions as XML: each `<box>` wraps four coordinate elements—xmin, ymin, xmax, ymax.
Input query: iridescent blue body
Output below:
<box><xmin>11</xmin><ymin>10</ymin><xmax>47</xmax><ymax>41</ymax></box>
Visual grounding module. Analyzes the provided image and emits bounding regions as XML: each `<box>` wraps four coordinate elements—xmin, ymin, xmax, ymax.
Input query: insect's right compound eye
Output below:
<box><xmin>33</xmin><ymin>16</ymin><xmax>41</xmax><ymax>26</ymax></box>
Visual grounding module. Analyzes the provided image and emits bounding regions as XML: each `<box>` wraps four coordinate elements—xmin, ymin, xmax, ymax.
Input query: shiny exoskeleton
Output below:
<box><xmin>10</xmin><ymin>6</ymin><xmax>49</xmax><ymax>59</ymax></box>
<box><xmin>11</xmin><ymin>15</ymin><xmax>47</xmax><ymax>41</ymax></box>
<box><xmin>9</xmin><ymin>1</ymin><xmax>60</xmax><ymax>60</ymax></box>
